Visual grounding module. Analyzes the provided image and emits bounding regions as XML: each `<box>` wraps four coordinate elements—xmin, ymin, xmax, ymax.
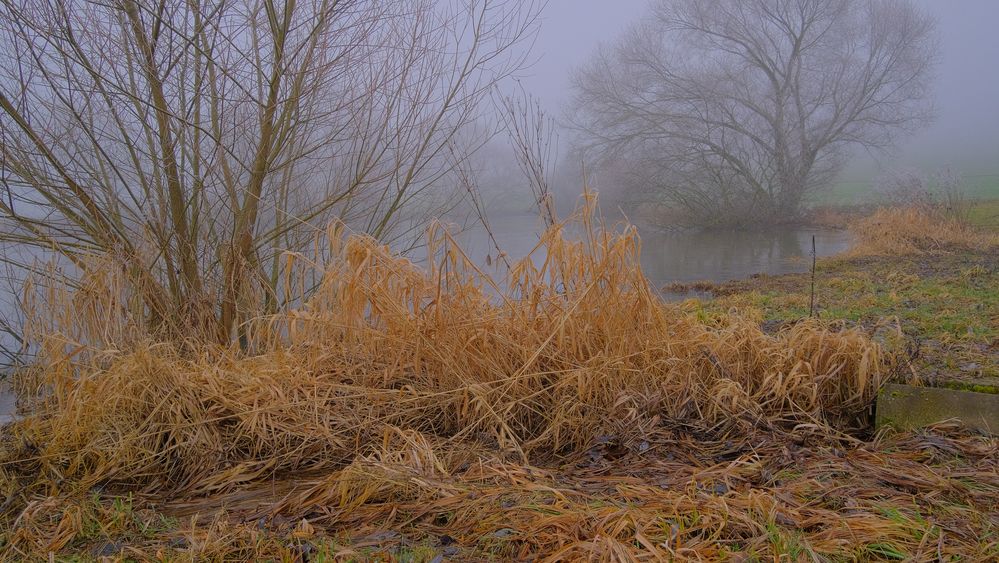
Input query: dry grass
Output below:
<box><xmin>849</xmin><ymin>206</ymin><xmax>999</xmax><ymax>256</ymax></box>
<box><xmin>4</xmin><ymin>425</ymin><xmax>996</xmax><ymax>560</ymax></box>
<box><xmin>1</xmin><ymin>197</ymin><xmax>996</xmax><ymax>560</ymax></box>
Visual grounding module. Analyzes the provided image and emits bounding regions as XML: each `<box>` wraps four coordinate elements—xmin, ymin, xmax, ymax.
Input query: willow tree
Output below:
<box><xmin>0</xmin><ymin>0</ymin><xmax>541</xmax><ymax>347</ymax></box>
<box><xmin>570</xmin><ymin>0</ymin><xmax>936</xmax><ymax>226</ymax></box>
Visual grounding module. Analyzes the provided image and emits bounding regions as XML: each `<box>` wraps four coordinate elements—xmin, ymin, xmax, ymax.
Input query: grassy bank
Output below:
<box><xmin>1</xmin><ymin>202</ymin><xmax>997</xmax><ymax>561</ymax></box>
<box><xmin>682</xmin><ymin>203</ymin><xmax>999</xmax><ymax>388</ymax></box>
<box><xmin>693</xmin><ymin>250</ymin><xmax>998</xmax><ymax>384</ymax></box>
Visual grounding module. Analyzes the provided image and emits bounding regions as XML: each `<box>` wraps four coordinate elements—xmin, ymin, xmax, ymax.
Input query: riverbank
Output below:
<box><xmin>676</xmin><ymin>202</ymin><xmax>999</xmax><ymax>390</ymax></box>
<box><xmin>1</xmin><ymin>203</ymin><xmax>997</xmax><ymax>561</ymax></box>
<box><xmin>699</xmin><ymin>249</ymin><xmax>998</xmax><ymax>385</ymax></box>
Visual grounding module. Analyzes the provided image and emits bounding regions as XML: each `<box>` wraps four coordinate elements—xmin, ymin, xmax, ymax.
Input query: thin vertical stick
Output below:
<box><xmin>809</xmin><ymin>235</ymin><xmax>817</xmax><ymax>317</ymax></box>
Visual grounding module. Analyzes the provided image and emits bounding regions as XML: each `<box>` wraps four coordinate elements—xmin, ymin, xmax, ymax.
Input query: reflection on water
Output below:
<box><xmin>639</xmin><ymin>227</ymin><xmax>852</xmax><ymax>285</ymax></box>
<box><xmin>418</xmin><ymin>214</ymin><xmax>852</xmax><ymax>290</ymax></box>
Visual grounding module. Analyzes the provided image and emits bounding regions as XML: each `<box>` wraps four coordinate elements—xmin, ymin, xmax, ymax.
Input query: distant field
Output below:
<box><xmin>812</xmin><ymin>174</ymin><xmax>999</xmax><ymax>206</ymax></box>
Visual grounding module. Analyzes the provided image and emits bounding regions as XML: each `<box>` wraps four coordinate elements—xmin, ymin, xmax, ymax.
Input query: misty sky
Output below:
<box><xmin>517</xmin><ymin>0</ymin><xmax>999</xmax><ymax>177</ymax></box>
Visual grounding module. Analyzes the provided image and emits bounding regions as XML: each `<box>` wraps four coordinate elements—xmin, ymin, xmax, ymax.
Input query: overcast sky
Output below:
<box><xmin>516</xmin><ymin>0</ymin><xmax>999</xmax><ymax>176</ymax></box>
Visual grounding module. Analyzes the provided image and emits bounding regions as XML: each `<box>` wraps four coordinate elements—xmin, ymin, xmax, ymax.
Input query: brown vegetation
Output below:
<box><xmin>1</xmin><ymin>199</ymin><xmax>996</xmax><ymax>560</ymax></box>
<box><xmin>0</xmin><ymin>0</ymin><xmax>542</xmax><ymax>348</ymax></box>
<box><xmin>849</xmin><ymin>206</ymin><xmax>999</xmax><ymax>256</ymax></box>
<box><xmin>4</xmin><ymin>424</ymin><xmax>997</xmax><ymax>560</ymax></box>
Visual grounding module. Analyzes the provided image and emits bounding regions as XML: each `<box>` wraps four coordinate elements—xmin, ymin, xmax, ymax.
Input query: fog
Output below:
<box><xmin>432</xmin><ymin>0</ymin><xmax>998</xmax><ymax>297</ymax></box>
<box><xmin>518</xmin><ymin>0</ymin><xmax>999</xmax><ymax>185</ymax></box>
<box><xmin>1</xmin><ymin>0</ymin><xmax>996</xmax><ymax>367</ymax></box>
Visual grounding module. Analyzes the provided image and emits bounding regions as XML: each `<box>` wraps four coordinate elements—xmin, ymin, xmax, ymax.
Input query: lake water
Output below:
<box><xmin>426</xmin><ymin>214</ymin><xmax>852</xmax><ymax>292</ymax></box>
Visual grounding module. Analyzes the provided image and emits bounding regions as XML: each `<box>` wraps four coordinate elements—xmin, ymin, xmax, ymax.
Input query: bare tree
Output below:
<box><xmin>0</xmin><ymin>0</ymin><xmax>542</xmax><ymax>349</ymax></box>
<box><xmin>569</xmin><ymin>0</ymin><xmax>936</xmax><ymax>226</ymax></box>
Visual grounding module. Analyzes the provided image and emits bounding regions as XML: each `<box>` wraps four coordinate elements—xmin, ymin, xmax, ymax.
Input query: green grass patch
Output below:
<box><xmin>967</xmin><ymin>199</ymin><xmax>999</xmax><ymax>231</ymax></box>
<box><xmin>697</xmin><ymin>247</ymin><xmax>999</xmax><ymax>384</ymax></box>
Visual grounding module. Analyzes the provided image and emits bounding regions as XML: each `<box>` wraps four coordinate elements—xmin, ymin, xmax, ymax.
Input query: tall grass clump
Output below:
<box><xmin>0</xmin><ymin>195</ymin><xmax>896</xmax><ymax>508</ymax></box>
<box><xmin>850</xmin><ymin>206</ymin><xmax>999</xmax><ymax>256</ymax></box>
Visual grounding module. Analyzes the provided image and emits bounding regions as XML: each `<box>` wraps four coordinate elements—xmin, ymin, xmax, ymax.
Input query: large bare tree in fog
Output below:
<box><xmin>570</xmin><ymin>0</ymin><xmax>936</xmax><ymax>225</ymax></box>
<box><xmin>0</xmin><ymin>0</ymin><xmax>541</xmax><ymax>345</ymax></box>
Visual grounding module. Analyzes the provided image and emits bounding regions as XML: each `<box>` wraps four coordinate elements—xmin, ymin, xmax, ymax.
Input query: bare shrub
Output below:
<box><xmin>0</xmin><ymin>0</ymin><xmax>543</xmax><ymax>352</ymax></box>
<box><xmin>876</xmin><ymin>168</ymin><xmax>970</xmax><ymax>223</ymax></box>
<box><xmin>494</xmin><ymin>87</ymin><xmax>559</xmax><ymax>228</ymax></box>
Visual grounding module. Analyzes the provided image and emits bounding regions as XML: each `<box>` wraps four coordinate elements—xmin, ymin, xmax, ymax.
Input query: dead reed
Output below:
<box><xmin>3</xmin><ymin>197</ymin><xmax>994</xmax><ymax>560</ymax></box>
<box><xmin>849</xmin><ymin>206</ymin><xmax>999</xmax><ymax>256</ymax></box>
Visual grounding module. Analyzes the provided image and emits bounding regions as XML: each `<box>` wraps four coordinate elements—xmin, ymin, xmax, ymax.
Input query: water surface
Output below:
<box><xmin>430</xmin><ymin>214</ymin><xmax>852</xmax><ymax>291</ymax></box>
